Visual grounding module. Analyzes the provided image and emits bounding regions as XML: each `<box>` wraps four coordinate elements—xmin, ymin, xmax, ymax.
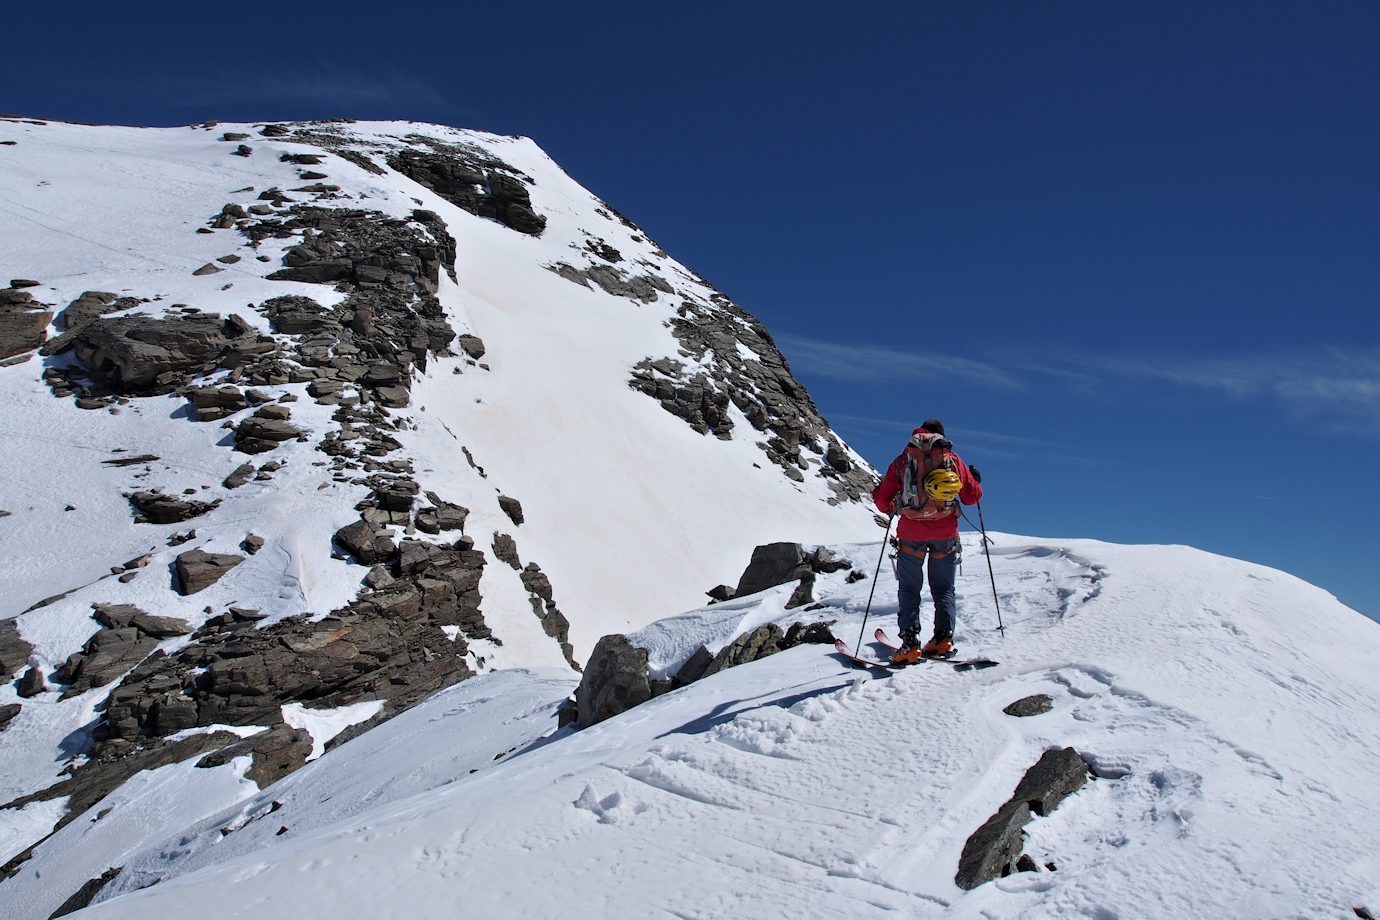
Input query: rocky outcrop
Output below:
<box><xmin>195</xmin><ymin>725</ymin><xmax>314</xmax><ymax>788</ymax></box>
<box><xmin>549</xmin><ymin>262</ymin><xmax>674</xmax><ymax>302</ymax></box>
<box><xmin>96</xmin><ymin>540</ymin><xmax>488</xmax><ymax>746</ymax></box>
<box><xmin>127</xmin><ymin>491</ymin><xmax>220</xmax><ymax>524</ymax></box>
<box><xmin>387</xmin><ymin>146</ymin><xmax>546</xmax><ymax>236</ymax></box>
<box><xmin>0</xmin><ymin>703</ymin><xmax>20</xmax><ymax>730</ymax></box>
<box><xmin>0</xmin><ymin>618</ymin><xmax>34</xmax><ymax>680</ymax></box>
<box><xmin>41</xmin><ymin>312</ymin><xmax>266</xmax><ymax>397</ymax></box>
<box><xmin>49</xmin><ymin>866</ymin><xmax>123</xmax><ymax>918</ymax></box>
<box><xmin>0</xmin><ymin>287</ymin><xmax>53</xmax><ymax>359</ymax></box>
<box><xmin>723</xmin><ymin>543</ymin><xmax>854</xmax><ymax>602</ymax></box>
<box><xmin>576</xmin><ymin>619</ymin><xmax>836</xmax><ymax>727</ymax></box>
<box><xmin>520</xmin><ymin>563</ymin><xmax>577</xmax><ymax>668</ymax></box>
<box><xmin>955</xmin><ymin>747</ymin><xmax>1091</xmax><ymax>890</ymax></box>
<box><xmin>173</xmin><ymin>549</ymin><xmax>244</xmax><ymax>595</ymax></box>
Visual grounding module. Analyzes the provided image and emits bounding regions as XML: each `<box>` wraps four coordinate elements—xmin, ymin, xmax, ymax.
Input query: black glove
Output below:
<box><xmin>969</xmin><ymin>465</ymin><xmax>982</xmax><ymax>483</ymax></box>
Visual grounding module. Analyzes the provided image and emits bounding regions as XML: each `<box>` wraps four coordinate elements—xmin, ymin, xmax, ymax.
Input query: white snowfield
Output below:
<box><xmin>9</xmin><ymin>532</ymin><xmax>1369</xmax><ymax>920</ymax></box>
<box><xmin>2</xmin><ymin>117</ymin><xmax>1379</xmax><ymax>919</ymax></box>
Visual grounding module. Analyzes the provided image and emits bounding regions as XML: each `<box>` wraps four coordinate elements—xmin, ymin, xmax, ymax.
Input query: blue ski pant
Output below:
<box><xmin>896</xmin><ymin>538</ymin><xmax>959</xmax><ymax>641</ymax></box>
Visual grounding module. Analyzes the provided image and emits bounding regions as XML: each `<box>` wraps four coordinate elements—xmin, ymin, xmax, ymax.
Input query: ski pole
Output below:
<box><xmin>976</xmin><ymin>499</ymin><xmax>1005</xmax><ymax>636</ymax></box>
<box><xmin>854</xmin><ymin>513</ymin><xmax>895</xmax><ymax>657</ymax></box>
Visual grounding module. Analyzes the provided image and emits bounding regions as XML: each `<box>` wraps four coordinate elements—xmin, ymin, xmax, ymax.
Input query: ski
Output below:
<box><xmin>834</xmin><ymin>639</ymin><xmax>893</xmax><ymax>672</ymax></box>
<box><xmin>874</xmin><ymin>628</ymin><xmax>999</xmax><ymax>670</ymax></box>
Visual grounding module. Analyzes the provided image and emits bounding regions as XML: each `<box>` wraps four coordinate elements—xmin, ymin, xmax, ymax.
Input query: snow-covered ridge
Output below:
<box><xmin>0</xmin><ymin>114</ymin><xmax>880</xmax><ymax>909</ymax></box>
<box><xmin>9</xmin><ymin>531</ymin><xmax>1380</xmax><ymax>918</ymax></box>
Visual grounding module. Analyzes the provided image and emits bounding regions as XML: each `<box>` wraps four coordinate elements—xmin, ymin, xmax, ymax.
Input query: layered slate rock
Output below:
<box><xmin>127</xmin><ymin>491</ymin><xmax>220</xmax><ymax>524</ymax></box>
<box><xmin>41</xmin><ymin>312</ymin><xmax>265</xmax><ymax>397</ymax></box>
<box><xmin>52</xmin><ymin>606</ymin><xmax>192</xmax><ymax>698</ymax></box>
<box><xmin>195</xmin><ymin>724</ymin><xmax>314</xmax><ymax>788</ymax></box>
<box><xmin>0</xmin><ymin>618</ymin><xmax>34</xmax><ymax>680</ymax></box>
<box><xmin>0</xmin><ymin>287</ymin><xmax>53</xmax><ymax>359</ymax></box>
<box><xmin>173</xmin><ymin>549</ymin><xmax>244</xmax><ymax>595</ymax></box>
<box><xmin>387</xmin><ymin>145</ymin><xmax>546</xmax><ymax>236</ymax></box>
<box><xmin>955</xmin><ymin>747</ymin><xmax>1091</xmax><ymax>889</ymax></box>
<box><xmin>520</xmin><ymin>562</ymin><xmax>577</xmax><ymax>668</ymax></box>
<box><xmin>97</xmin><ymin>541</ymin><xmax>488</xmax><ymax>746</ymax></box>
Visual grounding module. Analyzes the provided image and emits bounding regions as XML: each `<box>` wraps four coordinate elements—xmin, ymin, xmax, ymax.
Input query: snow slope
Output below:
<box><xmin>8</xmin><ymin>531</ymin><xmax>1373</xmax><ymax>919</ymax></box>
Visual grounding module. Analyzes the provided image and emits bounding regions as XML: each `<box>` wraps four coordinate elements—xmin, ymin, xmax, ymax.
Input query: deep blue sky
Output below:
<box><xmin>9</xmin><ymin>2</ymin><xmax>1379</xmax><ymax>617</ymax></box>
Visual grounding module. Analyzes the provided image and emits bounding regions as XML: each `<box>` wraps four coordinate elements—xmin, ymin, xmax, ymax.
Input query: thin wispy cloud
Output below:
<box><xmin>775</xmin><ymin>334</ymin><xmax>1024</xmax><ymax>390</ymax></box>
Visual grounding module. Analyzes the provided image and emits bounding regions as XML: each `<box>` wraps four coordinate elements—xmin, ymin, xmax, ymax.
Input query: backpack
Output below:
<box><xmin>898</xmin><ymin>430</ymin><xmax>958</xmax><ymax>521</ymax></box>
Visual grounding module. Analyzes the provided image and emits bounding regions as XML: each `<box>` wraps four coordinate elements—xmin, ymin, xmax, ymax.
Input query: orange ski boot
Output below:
<box><xmin>922</xmin><ymin>635</ymin><xmax>955</xmax><ymax>658</ymax></box>
<box><xmin>890</xmin><ymin>630</ymin><xmax>922</xmax><ymax>665</ymax></box>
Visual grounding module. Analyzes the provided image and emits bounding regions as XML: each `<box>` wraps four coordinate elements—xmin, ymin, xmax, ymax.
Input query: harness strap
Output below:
<box><xmin>899</xmin><ymin>543</ymin><xmax>952</xmax><ymax>560</ymax></box>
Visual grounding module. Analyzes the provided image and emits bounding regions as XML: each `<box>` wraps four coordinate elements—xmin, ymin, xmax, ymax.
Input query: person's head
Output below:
<box><xmin>920</xmin><ymin>419</ymin><xmax>945</xmax><ymax>437</ymax></box>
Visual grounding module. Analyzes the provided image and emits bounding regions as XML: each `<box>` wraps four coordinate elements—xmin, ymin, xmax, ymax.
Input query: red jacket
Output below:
<box><xmin>872</xmin><ymin>429</ymin><xmax>983</xmax><ymax>542</ymax></box>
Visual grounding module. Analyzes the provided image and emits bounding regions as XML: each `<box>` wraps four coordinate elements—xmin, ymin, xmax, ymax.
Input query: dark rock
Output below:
<box><xmin>492</xmin><ymin>533</ymin><xmax>520</xmax><ymax>569</ymax></box>
<box><xmin>17</xmin><ymin>665</ymin><xmax>45</xmax><ymax>697</ymax></box>
<box><xmin>196</xmin><ymin>725</ymin><xmax>314</xmax><ymax>787</ymax></box>
<box><xmin>0</xmin><ymin>618</ymin><xmax>34</xmax><ymax>679</ymax></box>
<box><xmin>42</xmin><ymin>313</ymin><xmax>249</xmax><ymax>396</ymax></box>
<box><xmin>956</xmin><ymin>801</ymin><xmax>1032</xmax><ymax>890</ymax></box>
<box><xmin>50</xmin><ymin>866</ymin><xmax>122</xmax><ymax>918</ymax></box>
<box><xmin>808</xmin><ymin>546</ymin><xmax>852</xmax><ymax>574</ymax></box>
<box><xmin>498</xmin><ymin>495</ymin><xmax>524</xmax><ymax>525</ymax></box>
<box><xmin>223</xmin><ymin>462</ymin><xmax>255</xmax><ymax>489</ymax></box>
<box><xmin>9</xmin><ymin>279</ymin><xmax>40</xmax><ymax>288</ymax></box>
<box><xmin>185</xmin><ymin>384</ymin><xmax>248</xmax><ymax>420</ymax></box>
<box><xmin>0</xmin><ymin>296</ymin><xmax>53</xmax><ymax>359</ymax></box>
<box><xmin>1015</xmin><ymin>854</ymin><xmax>1040</xmax><ymax>873</ymax></box>
<box><xmin>734</xmin><ymin>542</ymin><xmax>810</xmax><ymax>598</ymax></box>
<box><xmin>706</xmin><ymin>584</ymin><xmax>735</xmax><ymax>602</ymax></box>
<box><xmin>784</xmin><ymin>574</ymin><xmax>815</xmax><ymax>610</ymax></box>
<box><xmin>334</xmin><ymin>520</ymin><xmax>396</xmax><ymax>565</ymax></box>
<box><xmin>243</xmin><ymin>534</ymin><xmax>265</xmax><ymax>555</ymax></box>
<box><xmin>174</xmin><ymin>549</ymin><xmax>244</xmax><ymax>595</ymax></box>
<box><xmin>193</xmin><ymin>263</ymin><xmax>223</xmax><ymax>276</ymax></box>
<box><xmin>127</xmin><ymin>491</ymin><xmax>220</xmax><ymax>524</ymax></box>
<box><xmin>234</xmin><ymin>416</ymin><xmax>301</xmax><ymax>452</ymax></box>
<box><xmin>456</xmin><ymin>334</ymin><xmax>486</xmax><ymax>359</ymax></box>
<box><xmin>279</xmin><ymin>152</ymin><xmax>323</xmax><ymax>164</ymax></box>
<box><xmin>54</xmin><ymin>628</ymin><xmax>159</xmax><ymax>697</ymax></box>
<box><xmin>955</xmin><ymin>747</ymin><xmax>1091</xmax><ymax>890</ymax></box>
<box><xmin>260</xmin><ymin>124</ymin><xmax>291</xmax><ymax>137</ymax></box>
<box><xmin>57</xmin><ymin>291</ymin><xmax>132</xmax><ymax>332</ymax></box>
<box><xmin>233</xmin><ymin>145</ymin><xmax>253</xmax><ymax>157</ymax></box>
<box><xmin>0</xmin><ymin>703</ymin><xmax>20</xmax><ymax>731</ymax></box>
<box><xmin>673</xmin><ymin>646</ymin><xmax>715</xmax><ymax>686</ymax></box>
<box><xmin>221</xmin><ymin>132</ymin><xmax>250</xmax><ymax>142</ymax></box>
<box><xmin>387</xmin><ymin>148</ymin><xmax>546</xmax><ymax>236</ymax></box>
<box><xmin>575</xmin><ymin>635</ymin><xmax>650</xmax><ymax>727</ymax></box>
<box><xmin>1011</xmin><ymin>747</ymin><xmax>1089</xmax><ymax>816</ymax></box>
<box><xmin>1003</xmin><ymin>695</ymin><xmax>1054</xmax><ymax>718</ymax></box>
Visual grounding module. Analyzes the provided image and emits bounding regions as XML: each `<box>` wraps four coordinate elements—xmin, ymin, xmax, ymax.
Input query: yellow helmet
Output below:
<box><xmin>924</xmin><ymin>468</ymin><xmax>962</xmax><ymax>503</ymax></box>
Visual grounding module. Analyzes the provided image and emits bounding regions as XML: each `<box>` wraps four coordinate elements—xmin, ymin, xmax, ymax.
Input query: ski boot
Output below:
<box><xmin>922</xmin><ymin>635</ymin><xmax>955</xmax><ymax>659</ymax></box>
<box><xmin>890</xmin><ymin>629</ymin><xmax>922</xmax><ymax>666</ymax></box>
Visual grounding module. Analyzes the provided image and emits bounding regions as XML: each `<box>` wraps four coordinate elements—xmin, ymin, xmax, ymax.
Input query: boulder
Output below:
<box><xmin>0</xmin><ymin>703</ymin><xmax>20</xmax><ymax>731</ymax></box>
<box><xmin>575</xmin><ymin>634</ymin><xmax>651</xmax><ymax>727</ymax></box>
<box><xmin>127</xmin><ymin>491</ymin><xmax>220</xmax><ymax>524</ymax></box>
<box><xmin>184</xmin><ymin>384</ymin><xmax>248</xmax><ymax>421</ymax></box>
<box><xmin>1003</xmin><ymin>694</ymin><xmax>1054</xmax><ymax>718</ymax></box>
<box><xmin>174</xmin><ymin>549</ymin><xmax>244</xmax><ymax>595</ymax></box>
<box><xmin>334</xmin><ymin>520</ymin><xmax>396</xmax><ymax>565</ymax></box>
<box><xmin>734</xmin><ymin>542</ymin><xmax>810</xmax><ymax>598</ymax></box>
<box><xmin>955</xmin><ymin>747</ymin><xmax>1091</xmax><ymax>889</ymax></box>
<box><xmin>17</xmin><ymin>665</ymin><xmax>46</xmax><ymax>697</ymax></box>
<box><xmin>498</xmin><ymin>495</ymin><xmax>524</xmax><ymax>525</ymax></box>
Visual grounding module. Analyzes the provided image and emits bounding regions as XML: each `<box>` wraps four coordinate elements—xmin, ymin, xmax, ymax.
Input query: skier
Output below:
<box><xmin>872</xmin><ymin>419</ymin><xmax>982</xmax><ymax>664</ymax></box>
